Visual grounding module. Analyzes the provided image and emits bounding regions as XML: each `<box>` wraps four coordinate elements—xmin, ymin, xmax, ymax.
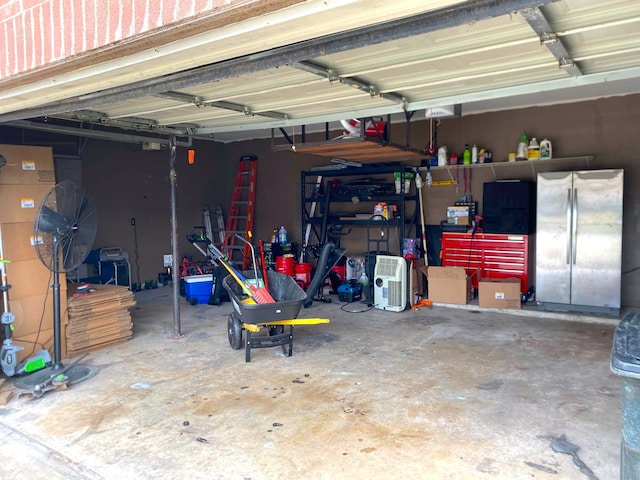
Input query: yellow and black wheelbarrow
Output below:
<box><xmin>223</xmin><ymin>271</ymin><xmax>329</xmax><ymax>362</ymax></box>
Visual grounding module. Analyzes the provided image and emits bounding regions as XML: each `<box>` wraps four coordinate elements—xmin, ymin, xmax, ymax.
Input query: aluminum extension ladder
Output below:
<box><xmin>222</xmin><ymin>155</ymin><xmax>257</xmax><ymax>270</ymax></box>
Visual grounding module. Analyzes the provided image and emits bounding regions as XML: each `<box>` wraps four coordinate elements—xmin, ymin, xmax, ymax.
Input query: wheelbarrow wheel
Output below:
<box><xmin>228</xmin><ymin>314</ymin><xmax>243</xmax><ymax>350</ymax></box>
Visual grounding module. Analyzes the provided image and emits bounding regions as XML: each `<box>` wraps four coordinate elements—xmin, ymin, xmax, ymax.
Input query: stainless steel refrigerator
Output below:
<box><xmin>536</xmin><ymin>169</ymin><xmax>623</xmax><ymax>315</ymax></box>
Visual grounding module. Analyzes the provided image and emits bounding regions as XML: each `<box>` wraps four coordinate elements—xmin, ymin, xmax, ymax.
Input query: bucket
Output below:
<box><xmin>276</xmin><ymin>255</ymin><xmax>295</xmax><ymax>276</ymax></box>
<box><xmin>295</xmin><ymin>262</ymin><xmax>312</xmax><ymax>288</ymax></box>
<box><xmin>365</xmin><ymin>120</ymin><xmax>387</xmax><ymax>138</ymax></box>
<box><xmin>331</xmin><ymin>265</ymin><xmax>346</xmax><ymax>282</ymax></box>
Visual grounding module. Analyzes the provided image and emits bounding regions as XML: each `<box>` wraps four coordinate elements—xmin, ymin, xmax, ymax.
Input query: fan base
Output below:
<box><xmin>14</xmin><ymin>364</ymin><xmax>100</xmax><ymax>391</ymax></box>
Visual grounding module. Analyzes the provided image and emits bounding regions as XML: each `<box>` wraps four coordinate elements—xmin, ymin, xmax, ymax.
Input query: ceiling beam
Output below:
<box><xmin>4</xmin><ymin>120</ymin><xmax>193</xmax><ymax>147</ymax></box>
<box><xmin>294</xmin><ymin>60</ymin><xmax>408</xmax><ymax>109</ymax></box>
<box><xmin>521</xmin><ymin>6</ymin><xmax>583</xmax><ymax>77</ymax></box>
<box><xmin>0</xmin><ymin>0</ymin><xmax>556</xmax><ymax>124</ymax></box>
<box><xmin>154</xmin><ymin>91</ymin><xmax>289</xmax><ymax>119</ymax></box>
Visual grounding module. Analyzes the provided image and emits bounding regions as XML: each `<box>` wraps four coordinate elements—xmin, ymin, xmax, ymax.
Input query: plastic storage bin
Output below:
<box><xmin>184</xmin><ymin>274</ymin><xmax>213</xmax><ymax>305</ymax></box>
<box><xmin>611</xmin><ymin>311</ymin><xmax>640</xmax><ymax>480</ymax></box>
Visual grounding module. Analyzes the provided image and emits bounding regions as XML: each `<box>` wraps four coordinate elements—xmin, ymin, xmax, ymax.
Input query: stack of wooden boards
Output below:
<box><xmin>66</xmin><ymin>284</ymin><xmax>136</xmax><ymax>356</ymax></box>
<box><xmin>0</xmin><ymin>144</ymin><xmax>64</xmax><ymax>363</ymax></box>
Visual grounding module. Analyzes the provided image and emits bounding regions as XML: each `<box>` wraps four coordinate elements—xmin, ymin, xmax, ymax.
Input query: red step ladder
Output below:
<box><xmin>222</xmin><ymin>156</ymin><xmax>257</xmax><ymax>270</ymax></box>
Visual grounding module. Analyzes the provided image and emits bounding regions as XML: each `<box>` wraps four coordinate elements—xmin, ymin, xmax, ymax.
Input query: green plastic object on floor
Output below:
<box><xmin>17</xmin><ymin>349</ymin><xmax>52</xmax><ymax>375</ymax></box>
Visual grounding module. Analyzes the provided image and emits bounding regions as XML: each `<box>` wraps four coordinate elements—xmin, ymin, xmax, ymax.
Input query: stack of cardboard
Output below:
<box><xmin>0</xmin><ymin>144</ymin><xmax>65</xmax><ymax>364</ymax></box>
<box><xmin>66</xmin><ymin>284</ymin><xmax>136</xmax><ymax>356</ymax></box>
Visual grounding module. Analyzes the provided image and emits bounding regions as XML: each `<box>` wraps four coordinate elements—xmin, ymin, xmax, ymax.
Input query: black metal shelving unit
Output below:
<box><xmin>300</xmin><ymin>163</ymin><xmax>417</xmax><ymax>261</ymax></box>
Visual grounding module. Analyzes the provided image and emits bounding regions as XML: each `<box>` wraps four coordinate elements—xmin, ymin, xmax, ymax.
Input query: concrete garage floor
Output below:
<box><xmin>0</xmin><ymin>286</ymin><xmax>625</xmax><ymax>480</ymax></box>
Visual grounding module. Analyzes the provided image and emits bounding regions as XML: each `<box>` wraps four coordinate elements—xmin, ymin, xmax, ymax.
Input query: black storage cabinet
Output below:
<box><xmin>611</xmin><ymin>311</ymin><xmax>640</xmax><ymax>479</ymax></box>
<box><xmin>482</xmin><ymin>180</ymin><xmax>535</xmax><ymax>234</ymax></box>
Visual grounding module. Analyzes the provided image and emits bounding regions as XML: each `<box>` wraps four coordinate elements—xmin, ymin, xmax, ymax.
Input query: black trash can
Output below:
<box><xmin>611</xmin><ymin>311</ymin><xmax>640</xmax><ymax>480</ymax></box>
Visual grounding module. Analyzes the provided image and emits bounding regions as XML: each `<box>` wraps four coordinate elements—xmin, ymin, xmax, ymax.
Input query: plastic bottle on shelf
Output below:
<box><xmin>471</xmin><ymin>145</ymin><xmax>478</xmax><ymax>164</ymax></box>
<box><xmin>540</xmin><ymin>138</ymin><xmax>552</xmax><ymax>160</ymax></box>
<box><xmin>527</xmin><ymin>137</ymin><xmax>540</xmax><ymax>160</ymax></box>
<box><xmin>271</xmin><ymin>228</ymin><xmax>278</xmax><ymax>243</ymax></box>
<box><xmin>517</xmin><ymin>132</ymin><xmax>528</xmax><ymax>160</ymax></box>
<box><xmin>437</xmin><ymin>146</ymin><xmax>448</xmax><ymax>166</ymax></box>
<box><xmin>463</xmin><ymin>145</ymin><xmax>471</xmax><ymax>165</ymax></box>
<box><xmin>278</xmin><ymin>226</ymin><xmax>288</xmax><ymax>244</ymax></box>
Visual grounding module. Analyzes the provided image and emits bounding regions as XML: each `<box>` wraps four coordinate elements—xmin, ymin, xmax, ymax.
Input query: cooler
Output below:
<box><xmin>184</xmin><ymin>274</ymin><xmax>213</xmax><ymax>305</ymax></box>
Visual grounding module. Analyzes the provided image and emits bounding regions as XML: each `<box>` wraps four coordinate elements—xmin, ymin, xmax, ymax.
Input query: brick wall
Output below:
<box><xmin>0</xmin><ymin>0</ymin><xmax>251</xmax><ymax>78</ymax></box>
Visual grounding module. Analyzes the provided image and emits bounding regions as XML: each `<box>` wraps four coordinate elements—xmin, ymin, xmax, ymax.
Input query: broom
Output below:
<box><xmin>216</xmin><ymin>255</ymin><xmax>275</xmax><ymax>304</ymax></box>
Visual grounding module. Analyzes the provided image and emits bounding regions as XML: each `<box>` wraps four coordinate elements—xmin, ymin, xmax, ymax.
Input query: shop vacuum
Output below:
<box><xmin>337</xmin><ymin>280</ymin><xmax>363</xmax><ymax>303</ymax></box>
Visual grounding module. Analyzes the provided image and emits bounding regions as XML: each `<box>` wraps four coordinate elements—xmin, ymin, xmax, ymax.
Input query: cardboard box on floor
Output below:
<box><xmin>478</xmin><ymin>277</ymin><xmax>522</xmax><ymax>309</ymax></box>
<box><xmin>427</xmin><ymin>266</ymin><xmax>478</xmax><ymax>305</ymax></box>
<box><xmin>1</xmin><ymin>259</ymin><xmax>66</xmax><ymax>299</ymax></box>
<box><xmin>12</xmin><ymin>327</ymin><xmax>60</xmax><ymax>364</ymax></box>
<box><xmin>0</xmin><ymin>144</ymin><xmax>55</xmax><ymax>185</ymax></box>
<box><xmin>3</xmin><ymin>292</ymin><xmax>68</xmax><ymax>338</ymax></box>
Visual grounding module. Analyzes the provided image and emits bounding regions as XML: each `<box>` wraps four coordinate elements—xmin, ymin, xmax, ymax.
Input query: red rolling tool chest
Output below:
<box><xmin>441</xmin><ymin>233</ymin><xmax>533</xmax><ymax>294</ymax></box>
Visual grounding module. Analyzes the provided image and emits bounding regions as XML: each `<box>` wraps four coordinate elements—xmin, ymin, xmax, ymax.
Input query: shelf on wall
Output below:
<box><xmin>421</xmin><ymin>156</ymin><xmax>594</xmax><ymax>181</ymax></box>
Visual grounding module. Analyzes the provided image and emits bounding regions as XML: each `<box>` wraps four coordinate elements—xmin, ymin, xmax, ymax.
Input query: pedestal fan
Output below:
<box><xmin>14</xmin><ymin>180</ymin><xmax>100</xmax><ymax>394</ymax></box>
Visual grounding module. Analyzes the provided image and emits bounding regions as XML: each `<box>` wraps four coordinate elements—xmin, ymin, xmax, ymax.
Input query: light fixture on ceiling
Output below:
<box><xmin>142</xmin><ymin>142</ymin><xmax>162</xmax><ymax>151</ymax></box>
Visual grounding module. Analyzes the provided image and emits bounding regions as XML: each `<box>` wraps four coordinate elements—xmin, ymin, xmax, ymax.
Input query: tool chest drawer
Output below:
<box><xmin>441</xmin><ymin>233</ymin><xmax>531</xmax><ymax>293</ymax></box>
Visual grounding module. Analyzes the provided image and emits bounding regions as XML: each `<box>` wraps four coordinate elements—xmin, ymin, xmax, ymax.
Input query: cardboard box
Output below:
<box><xmin>427</xmin><ymin>266</ymin><xmax>477</xmax><ymax>305</ymax></box>
<box><xmin>12</xmin><ymin>327</ymin><xmax>61</xmax><ymax>364</ymax></box>
<box><xmin>447</xmin><ymin>206</ymin><xmax>470</xmax><ymax>225</ymax></box>
<box><xmin>1</xmin><ymin>259</ymin><xmax>66</xmax><ymax>299</ymax></box>
<box><xmin>0</xmin><ymin>222</ymin><xmax>42</xmax><ymax>262</ymax></box>
<box><xmin>0</xmin><ymin>144</ymin><xmax>55</xmax><ymax>185</ymax></box>
<box><xmin>447</xmin><ymin>216</ymin><xmax>469</xmax><ymax>225</ymax></box>
<box><xmin>478</xmin><ymin>277</ymin><xmax>521</xmax><ymax>309</ymax></box>
<box><xmin>2</xmin><ymin>292</ymin><xmax>68</xmax><ymax>337</ymax></box>
<box><xmin>0</xmin><ymin>184</ymin><xmax>53</xmax><ymax>223</ymax></box>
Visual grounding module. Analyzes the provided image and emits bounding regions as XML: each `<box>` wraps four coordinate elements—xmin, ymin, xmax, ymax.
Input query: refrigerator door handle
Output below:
<box><xmin>566</xmin><ymin>188</ymin><xmax>572</xmax><ymax>264</ymax></box>
<box><xmin>572</xmin><ymin>188</ymin><xmax>578</xmax><ymax>265</ymax></box>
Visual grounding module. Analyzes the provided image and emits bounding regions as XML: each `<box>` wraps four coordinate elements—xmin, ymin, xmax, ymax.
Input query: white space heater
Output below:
<box><xmin>374</xmin><ymin>255</ymin><xmax>407</xmax><ymax>312</ymax></box>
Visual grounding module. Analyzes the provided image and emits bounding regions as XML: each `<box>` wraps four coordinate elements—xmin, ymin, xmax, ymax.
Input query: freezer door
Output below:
<box><xmin>571</xmin><ymin>169</ymin><xmax>623</xmax><ymax>308</ymax></box>
<box><xmin>536</xmin><ymin>171</ymin><xmax>573</xmax><ymax>304</ymax></box>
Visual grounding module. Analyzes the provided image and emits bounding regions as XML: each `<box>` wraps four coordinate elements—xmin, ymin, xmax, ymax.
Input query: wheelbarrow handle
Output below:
<box><xmin>234</xmin><ymin>233</ymin><xmax>259</xmax><ymax>281</ymax></box>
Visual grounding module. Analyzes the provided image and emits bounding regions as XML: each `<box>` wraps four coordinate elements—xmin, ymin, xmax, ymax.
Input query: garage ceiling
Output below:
<box><xmin>0</xmin><ymin>0</ymin><xmax>639</xmax><ymax>144</ymax></box>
